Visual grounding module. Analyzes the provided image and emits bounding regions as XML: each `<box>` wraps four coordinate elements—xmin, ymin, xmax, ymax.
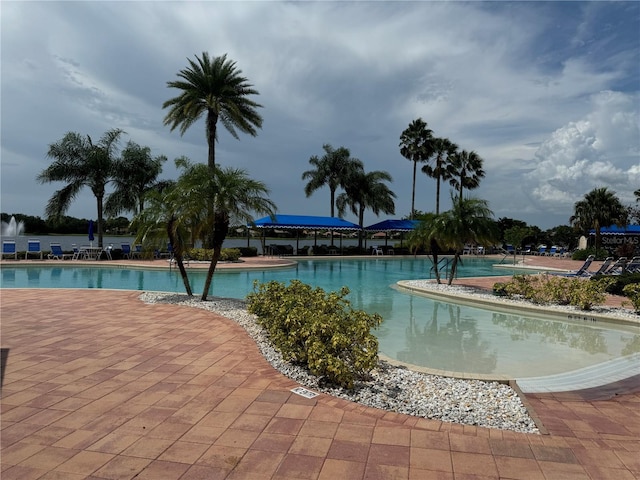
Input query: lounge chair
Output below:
<box><xmin>604</xmin><ymin>257</ymin><xmax>628</xmax><ymax>275</ymax></box>
<box><xmin>132</xmin><ymin>244</ymin><xmax>143</xmax><ymax>259</ymax></box>
<box><xmin>547</xmin><ymin>246</ymin><xmax>557</xmax><ymax>256</ymax></box>
<box><xmin>2</xmin><ymin>240</ymin><xmax>17</xmax><ymax>260</ymax></box>
<box><xmin>121</xmin><ymin>243</ymin><xmax>132</xmax><ymax>259</ymax></box>
<box><xmin>550</xmin><ymin>255</ymin><xmax>595</xmax><ymax>277</ymax></box>
<box><xmin>25</xmin><ymin>239</ymin><xmax>43</xmax><ymax>260</ymax></box>
<box><xmin>535</xmin><ymin>245</ymin><xmax>547</xmax><ymax>256</ymax></box>
<box><xmin>624</xmin><ymin>256</ymin><xmax>640</xmax><ymax>273</ymax></box>
<box><xmin>48</xmin><ymin>243</ymin><xmax>72</xmax><ymax>260</ymax></box>
<box><xmin>371</xmin><ymin>246</ymin><xmax>383</xmax><ymax>255</ymax></box>
<box><xmin>586</xmin><ymin>257</ymin><xmax>614</xmax><ymax>276</ymax></box>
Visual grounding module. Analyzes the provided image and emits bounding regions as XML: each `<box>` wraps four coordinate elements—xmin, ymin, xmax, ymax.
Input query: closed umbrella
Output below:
<box><xmin>88</xmin><ymin>220</ymin><xmax>95</xmax><ymax>246</ymax></box>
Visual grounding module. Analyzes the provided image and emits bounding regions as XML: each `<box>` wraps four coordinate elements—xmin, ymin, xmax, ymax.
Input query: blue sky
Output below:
<box><xmin>1</xmin><ymin>1</ymin><xmax>638</xmax><ymax>230</ymax></box>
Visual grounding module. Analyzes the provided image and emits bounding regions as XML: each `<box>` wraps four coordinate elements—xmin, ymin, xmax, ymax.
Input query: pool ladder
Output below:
<box><xmin>430</xmin><ymin>257</ymin><xmax>454</xmax><ymax>279</ymax></box>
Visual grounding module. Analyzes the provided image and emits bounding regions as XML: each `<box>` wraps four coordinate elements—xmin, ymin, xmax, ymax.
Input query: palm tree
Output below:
<box><xmin>406</xmin><ymin>212</ymin><xmax>444</xmax><ymax>282</ymax></box>
<box><xmin>131</xmin><ymin>181</ymin><xmax>193</xmax><ymax>295</ymax></box>
<box><xmin>635</xmin><ymin>189</ymin><xmax>640</xmax><ymax>202</ymax></box>
<box><xmin>37</xmin><ymin>129</ymin><xmax>124</xmax><ymax>248</ymax></box>
<box><xmin>105</xmin><ymin>141</ymin><xmax>167</xmax><ymax>217</ymax></box>
<box><xmin>337</xmin><ymin>168</ymin><xmax>396</xmax><ymax>250</ymax></box>
<box><xmin>430</xmin><ymin>196</ymin><xmax>498</xmax><ymax>285</ymax></box>
<box><xmin>570</xmin><ymin>187</ymin><xmax>627</xmax><ymax>251</ymax></box>
<box><xmin>422</xmin><ymin>137</ymin><xmax>458</xmax><ymax>214</ymax></box>
<box><xmin>301</xmin><ymin>144</ymin><xmax>364</xmax><ymax>218</ymax></box>
<box><xmin>399</xmin><ymin>118</ymin><xmax>434</xmax><ymax>219</ymax></box>
<box><xmin>182</xmin><ymin>163</ymin><xmax>275</xmax><ymax>301</ymax></box>
<box><xmin>163</xmin><ymin>52</ymin><xmax>263</xmax><ymax>171</ymax></box>
<box><xmin>447</xmin><ymin>150</ymin><xmax>485</xmax><ymax>204</ymax></box>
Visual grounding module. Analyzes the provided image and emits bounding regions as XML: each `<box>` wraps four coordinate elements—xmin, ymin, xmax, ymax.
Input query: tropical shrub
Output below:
<box><xmin>597</xmin><ymin>273</ymin><xmax>640</xmax><ymax>296</ymax></box>
<box><xmin>494</xmin><ymin>274</ymin><xmax>614</xmax><ymax>311</ymax></box>
<box><xmin>622</xmin><ymin>283</ymin><xmax>640</xmax><ymax>313</ymax></box>
<box><xmin>186</xmin><ymin>247</ymin><xmax>241</xmax><ymax>262</ymax></box>
<box><xmin>572</xmin><ymin>248</ymin><xmax>609</xmax><ymax>261</ymax></box>
<box><xmin>246</xmin><ymin>279</ymin><xmax>382</xmax><ymax>389</ymax></box>
<box><xmin>238</xmin><ymin>246</ymin><xmax>258</xmax><ymax>257</ymax></box>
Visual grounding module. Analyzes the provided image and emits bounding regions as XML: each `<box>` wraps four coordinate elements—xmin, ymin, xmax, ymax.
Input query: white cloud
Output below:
<box><xmin>525</xmin><ymin>91</ymin><xmax>640</xmax><ymax>213</ymax></box>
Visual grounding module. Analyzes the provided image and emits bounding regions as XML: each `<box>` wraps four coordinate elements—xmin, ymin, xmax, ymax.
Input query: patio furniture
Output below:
<box><xmin>48</xmin><ymin>243</ymin><xmax>72</xmax><ymax>260</ymax></box>
<box><xmin>25</xmin><ymin>239</ymin><xmax>43</xmax><ymax>260</ymax></box>
<box><xmin>2</xmin><ymin>240</ymin><xmax>17</xmax><ymax>260</ymax></box>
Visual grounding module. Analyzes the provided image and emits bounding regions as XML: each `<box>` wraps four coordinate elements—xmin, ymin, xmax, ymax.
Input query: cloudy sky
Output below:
<box><xmin>2</xmin><ymin>1</ymin><xmax>639</xmax><ymax>230</ymax></box>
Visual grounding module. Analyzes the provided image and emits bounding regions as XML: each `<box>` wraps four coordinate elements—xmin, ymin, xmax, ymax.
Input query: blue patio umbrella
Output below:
<box><xmin>88</xmin><ymin>220</ymin><xmax>95</xmax><ymax>244</ymax></box>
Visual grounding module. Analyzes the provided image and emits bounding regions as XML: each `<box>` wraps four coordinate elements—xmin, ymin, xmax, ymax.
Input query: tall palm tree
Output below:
<box><xmin>635</xmin><ymin>189</ymin><xmax>640</xmax><ymax>202</ymax></box>
<box><xmin>422</xmin><ymin>137</ymin><xmax>458</xmax><ymax>214</ymax></box>
<box><xmin>337</xmin><ymin>168</ymin><xmax>396</xmax><ymax>250</ymax></box>
<box><xmin>37</xmin><ymin>129</ymin><xmax>124</xmax><ymax>248</ymax></box>
<box><xmin>301</xmin><ymin>144</ymin><xmax>364</xmax><ymax>217</ymax></box>
<box><xmin>105</xmin><ymin>141</ymin><xmax>167</xmax><ymax>217</ymax></box>
<box><xmin>570</xmin><ymin>187</ymin><xmax>627</xmax><ymax>251</ymax></box>
<box><xmin>447</xmin><ymin>150</ymin><xmax>485</xmax><ymax>204</ymax></box>
<box><xmin>176</xmin><ymin>159</ymin><xmax>276</xmax><ymax>301</ymax></box>
<box><xmin>163</xmin><ymin>52</ymin><xmax>263</xmax><ymax>171</ymax></box>
<box><xmin>399</xmin><ymin>118</ymin><xmax>434</xmax><ymax>219</ymax></box>
<box><xmin>430</xmin><ymin>196</ymin><xmax>498</xmax><ymax>285</ymax></box>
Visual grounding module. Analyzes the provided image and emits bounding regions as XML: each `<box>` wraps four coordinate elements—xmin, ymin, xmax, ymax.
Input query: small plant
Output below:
<box><xmin>622</xmin><ymin>283</ymin><xmax>640</xmax><ymax>313</ymax></box>
<box><xmin>247</xmin><ymin>279</ymin><xmax>382</xmax><ymax>389</ymax></box>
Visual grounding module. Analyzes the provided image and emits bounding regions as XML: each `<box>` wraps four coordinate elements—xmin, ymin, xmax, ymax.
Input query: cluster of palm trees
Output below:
<box><xmin>399</xmin><ymin>118</ymin><xmax>485</xmax><ymax>218</ymax></box>
<box><xmin>38</xmin><ymin>129</ymin><xmax>168</xmax><ymax>248</ymax></box>
<box><xmin>39</xmin><ymin>52</ymin><xmax>276</xmax><ymax>300</ymax></box>
<box><xmin>301</xmin><ymin>144</ymin><xmax>395</xmax><ymax>249</ymax></box>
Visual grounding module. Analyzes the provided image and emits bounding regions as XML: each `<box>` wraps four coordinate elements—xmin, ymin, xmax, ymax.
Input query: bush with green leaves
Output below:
<box><xmin>494</xmin><ymin>274</ymin><xmax>614</xmax><ymax>311</ymax></box>
<box><xmin>622</xmin><ymin>283</ymin><xmax>640</xmax><ymax>313</ymax></box>
<box><xmin>246</xmin><ymin>279</ymin><xmax>382</xmax><ymax>389</ymax></box>
<box><xmin>597</xmin><ymin>273</ymin><xmax>640</xmax><ymax>296</ymax></box>
<box><xmin>571</xmin><ymin>248</ymin><xmax>610</xmax><ymax>261</ymax></box>
<box><xmin>185</xmin><ymin>247</ymin><xmax>241</xmax><ymax>262</ymax></box>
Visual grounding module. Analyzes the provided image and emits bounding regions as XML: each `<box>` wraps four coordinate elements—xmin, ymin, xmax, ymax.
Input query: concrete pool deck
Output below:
<box><xmin>1</xmin><ymin>254</ymin><xmax>639</xmax><ymax>478</ymax></box>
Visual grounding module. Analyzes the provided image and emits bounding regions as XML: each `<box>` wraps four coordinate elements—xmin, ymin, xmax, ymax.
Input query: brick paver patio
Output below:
<box><xmin>1</xmin><ymin>255</ymin><xmax>639</xmax><ymax>479</ymax></box>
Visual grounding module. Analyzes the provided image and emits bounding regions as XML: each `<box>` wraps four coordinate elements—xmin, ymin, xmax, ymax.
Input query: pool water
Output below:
<box><xmin>2</xmin><ymin>258</ymin><xmax>638</xmax><ymax>378</ymax></box>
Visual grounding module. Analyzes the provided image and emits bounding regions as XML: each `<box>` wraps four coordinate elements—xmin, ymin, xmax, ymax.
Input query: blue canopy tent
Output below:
<box><xmin>250</xmin><ymin>214</ymin><xmax>361</xmax><ymax>254</ymax></box>
<box><xmin>364</xmin><ymin>219</ymin><xmax>419</xmax><ymax>248</ymax></box>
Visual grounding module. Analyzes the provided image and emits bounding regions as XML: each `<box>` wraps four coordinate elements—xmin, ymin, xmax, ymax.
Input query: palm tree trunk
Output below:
<box><xmin>435</xmin><ymin>176</ymin><xmax>441</xmax><ymax>215</ymax></box>
<box><xmin>430</xmin><ymin>238</ymin><xmax>441</xmax><ymax>284</ymax></box>
<box><xmin>411</xmin><ymin>161</ymin><xmax>417</xmax><ymax>219</ymax></box>
<box><xmin>201</xmin><ymin>213</ymin><xmax>230</xmax><ymax>301</ymax></box>
<box><xmin>448</xmin><ymin>253</ymin><xmax>460</xmax><ymax>285</ymax></box>
<box><xmin>167</xmin><ymin>218</ymin><xmax>192</xmax><ymax>296</ymax></box>
<box><xmin>96</xmin><ymin>195</ymin><xmax>104</xmax><ymax>248</ymax></box>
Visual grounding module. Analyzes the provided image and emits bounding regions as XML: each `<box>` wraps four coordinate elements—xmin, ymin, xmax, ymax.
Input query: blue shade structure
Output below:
<box><xmin>250</xmin><ymin>214</ymin><xmax>361</xmax><ymax>254</ymax></box>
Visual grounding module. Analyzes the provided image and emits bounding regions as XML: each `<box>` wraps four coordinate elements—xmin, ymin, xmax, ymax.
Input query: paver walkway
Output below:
<box><xmin>2</xmin><ymin>286</ymin><xmax>639</xmax><ymax>479</ymax></box>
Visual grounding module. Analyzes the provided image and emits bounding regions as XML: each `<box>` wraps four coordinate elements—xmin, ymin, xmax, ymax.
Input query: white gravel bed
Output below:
<box><xmin>140</xmin><ymin>291</ymin><xmax>540</xmax><ymax>434</ymax></box>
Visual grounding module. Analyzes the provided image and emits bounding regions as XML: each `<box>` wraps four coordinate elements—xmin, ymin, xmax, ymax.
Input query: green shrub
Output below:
<box><xmin>185</xmin><ymin>247</ymin><xmax>241</xmax><ymax>262</ymax></box>
<box><xmin>238</xmin><ymin>246</ymin><xmax>258</xmax><ymax>257</ymax></box>
<box><xmin>496</xmin><ymin>274</ymin><xmax>613</xmax><ymax>311</ymax></box>
<box><xmin>246</xmin><ymin>279</ymin><xmax>382</xmax><ymax>389</ymax></box>
<box><xmin>597</xmin><ymin>273</ymin><xmax>640</xmax><ymax>296</ymax></box>
<box><xmin>572</xmin><ymin>248</ymin><xmax>610</xmax><ymax>261</ymax></box>
<box><xmin>622</xmin><ymin>283</ymin><xmax>640</xmax><ymax>313</ymax></box>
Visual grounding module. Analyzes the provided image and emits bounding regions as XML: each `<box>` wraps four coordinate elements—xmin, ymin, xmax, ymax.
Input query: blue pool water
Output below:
<box><xmin>2</xmin><ymin>258</ymin><xmax>638</xmax><ymax>378</ymax></box>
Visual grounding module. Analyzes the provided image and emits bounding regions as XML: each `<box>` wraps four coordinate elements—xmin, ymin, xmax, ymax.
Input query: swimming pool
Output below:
<box><xmin>2</xmin><ymin>258</ymin><xmax>638</xmax><ymax>378</ymax></box>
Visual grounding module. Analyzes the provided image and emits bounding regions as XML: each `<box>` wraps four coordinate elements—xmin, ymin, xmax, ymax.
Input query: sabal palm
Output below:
<box><xmin>37</xmin><ymin>128</ymin><xmax>124</xmax><ymax>248</ymax></box>
<box><xmin>399</xmin><ymin>118</ymin><xmax>434</xmax><ymax>218</ymax></box>
<box><xmin>106</xmin><ymin>141</ymin><xmax>167</xmax><ymax>217</ymax></box>
<box><xmin>447</xmin><ymin>150</ymin><xmax>485</xmax><ymax>204</ymax></box>
<box><xmin>178</xmin><ymin>160</ymin><xmax>276</xmax><ymax>301</ymax></box>
<box><xmin>430</xmin><ymin>196</ymin><xmax>498</xmax><ymax>285</ymax></box>
<box><xmin>337</xmin><ymin>169</ymin><xmax>396</xmax><ymax>250</ymax></box>
<box><xmin>570</xmin><ymin>187</ymin><xmax>627</xmax><ymax>251</ymax></box>
<box><xmin>163</xmin><ymin>52</ymin><xmax>263</xmax><ymax>171</ymax></box>
<box><xmin>302</xmin><ymin>144</ymin><xmax>364</xmax><ymax>218</ymax></box>
<box><xmin>422</xmin><ymin>137</ymin><xmax>458</xmax><ymax>214</ymax></box>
